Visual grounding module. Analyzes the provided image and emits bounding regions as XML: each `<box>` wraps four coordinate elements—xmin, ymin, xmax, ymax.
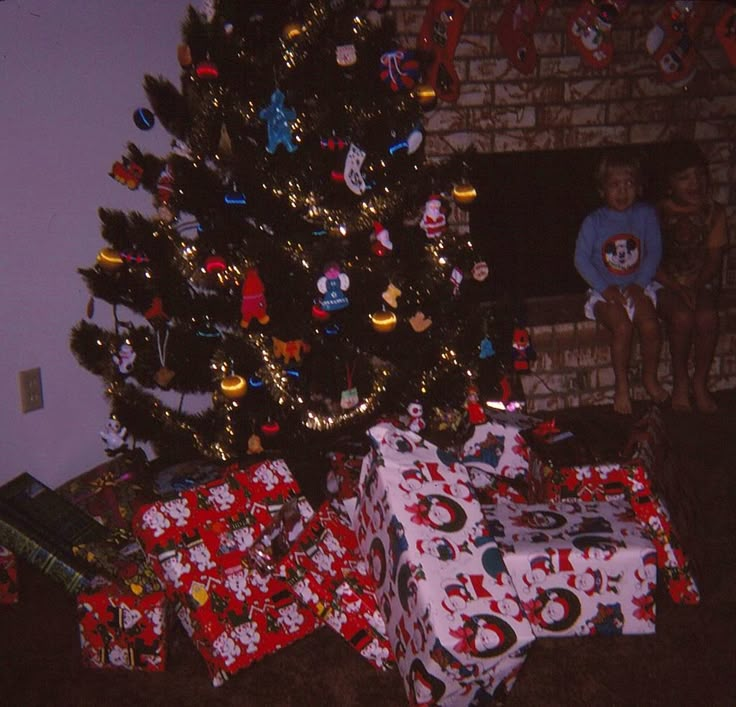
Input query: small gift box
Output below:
<box><xmin>486</xmin><ymin>500</ymin><xmax>656</xmax><ymax>638</ymax></box>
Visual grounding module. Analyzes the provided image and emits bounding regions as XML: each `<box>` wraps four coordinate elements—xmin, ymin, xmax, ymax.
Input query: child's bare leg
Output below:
<box><xmin>631</xmin><ymin>290</ymin><xmax>668</xmax><ymax>403</ymax></box>
<box><xmin>658</xmin><ymin>288</ymin><xmax>694</xmax><ymax>411</ymax></box>
<box><xmin>692</xmin><ymin>290</ymin><xmax>719</xmax><ymax>413</ymax></box>
<box><xmin>595</xmin><ymin>301</ymin><xmax>633</xmax><ymax>414</ymax></box>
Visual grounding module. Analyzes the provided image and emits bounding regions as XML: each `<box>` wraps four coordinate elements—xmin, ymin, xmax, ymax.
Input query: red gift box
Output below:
<box><xmin>0</xmin><ymin>545</ymin><xmax>19</xmax><ymax>604</ymax></box>
<box><xmin>277</xmin><ymin>502</ymin><xmax>394</xmax><ymax>671</ymax></box>
<box><xmin>77</xmin><ymin>577</ymin><xmax>168</xmax><ymax>671</ymax></box>
<box><xmin>132</xmin><ymin>459</ymin><xmax>318</xmax><ymax>687</ymax></box>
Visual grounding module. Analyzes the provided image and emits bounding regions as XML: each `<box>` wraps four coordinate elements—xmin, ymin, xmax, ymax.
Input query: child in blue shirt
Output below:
<box><xmin>574</xmin><ymin>151</ymin><xmax>667</xmax><ymax>414</ymax></box>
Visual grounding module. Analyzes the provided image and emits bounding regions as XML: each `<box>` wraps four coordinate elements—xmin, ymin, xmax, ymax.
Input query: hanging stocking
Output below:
<box><xmin>567</xmin><ymin>0</ymin><xmax>630</xmax><ymax>69</ymax></box>
<box><xmin>496</xmin><ymin>0</ymin><xmax>553</xmax><ymax>75</ymax></box>
<box><xmin>343</xmin><ymin>143</ymin><xmax>367</xmax><ymax>195</ymax></box>
<box><xmin>646</xmin><ymin>1</ymin><xmax>708</xmax><ymax>87</ymax></box>
<box><xmin>417</xmin><ymin>0</ymin><xmax>473</xmax><ymax>103</ymax></box>
<box><xmin>716</xmin><ymin>4</ymin><xmax>736</xmax><ymax>67</ymax></box>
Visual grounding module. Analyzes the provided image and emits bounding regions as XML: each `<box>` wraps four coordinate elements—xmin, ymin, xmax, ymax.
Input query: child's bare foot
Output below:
<box><xmin>613</xmin><ymin>388</ymin><xmax>632</xmax><ymax>415</ymax></box>
<box><xmin>643</xmin><ymin>379</ymin><xmax>669</xmax><ymax>405</ymax></box>
<box><xmin>693</xmin><ymin>385</ymin><xmax>717</xmax><ymax>414</ymax></box>
<box><xmin>671</xmin><ymin>383</ymin><xmax>692</xmax><ymax>412</ymax></box>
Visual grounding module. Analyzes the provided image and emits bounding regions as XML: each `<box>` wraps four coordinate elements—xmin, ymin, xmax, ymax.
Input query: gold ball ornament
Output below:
<box><xmin>370</xmin><ymin>310</ymin><xmax>397</xmax><ymax>333</ymax></box>
<box><xmin>414</xmin><ymin>83</ymin><xmax>437</xmax><ymax>111</ymax></box>
<box><xmin>220</xmin><ymin>374</ymin><xmax>248</xmax><ymax>400</ymax></box>
<box><xmin>96</xmin><ymin>247</ymin><xmax>124</xmax><ymax>272</ymax></box>
<box><xmin>283</xmin><ymin>22</ymin><xmax>303</xmax><ymax>41</ymax></box>
<box><xmin>452</xmin><ymin>182</ymin><xmax>477</xmax><ymax>207</ymax></box>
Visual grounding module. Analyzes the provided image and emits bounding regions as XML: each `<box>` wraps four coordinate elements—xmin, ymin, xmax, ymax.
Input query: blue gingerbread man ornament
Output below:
<box><xmin>259</xmin><ymin>89</ymin><xmax>297</xmax><ymax>154</ymax></box>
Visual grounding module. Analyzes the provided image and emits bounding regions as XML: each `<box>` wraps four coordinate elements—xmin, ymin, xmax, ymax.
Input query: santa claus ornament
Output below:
<box><xmin>240</xmin><ymin>268</ymin><xmax>270</xmax><ymax>328</ymax></box>
<box><xmin>512</xmin><ymin>326</ymin><xmax>536</xmax><ymax>372</ymax></box>
<box><xmin>419</xmin><ymin>195</ymin><xmax>447</xmax><ymax>239</ymax></box>
<box><xmin>370</xmin><ymin>221</ymin><xmax>393</xmax><ymax>255</ymax></box>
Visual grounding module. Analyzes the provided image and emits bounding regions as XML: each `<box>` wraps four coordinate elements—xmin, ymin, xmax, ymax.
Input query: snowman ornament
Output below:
<box><xmin>100</xmin><ymin>418</ymin><xmax>128</xmax><ymax>451</ymax></box>
<box><xmin>406</xmin><ymin>402</ymin><xmax>425</xmax><ymax>434</ymax></box>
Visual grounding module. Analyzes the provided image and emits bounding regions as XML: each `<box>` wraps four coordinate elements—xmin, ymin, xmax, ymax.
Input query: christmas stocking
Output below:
<box><xmin>496</xmin><ymin>0</ymin><xmax>553</xmax><ymax>75</ymax></box>
<box><xmin>646</xmin><ymin>1</ymin><xmax>708</xmax><ymax>87</ymax></box>
<box><xmin>715</xmin><ymin>4</ymin><xmax>736</xmax><ymax>68</ymax></box>
<box><xmin>567</xmin><ymin>0</ymin><xmax>630</xmax><ymax>69</ymax></box>
<box><xmin>417</xmin><ymin>0</ymin><xmax>473</xmax><ymax>103</ymax></box>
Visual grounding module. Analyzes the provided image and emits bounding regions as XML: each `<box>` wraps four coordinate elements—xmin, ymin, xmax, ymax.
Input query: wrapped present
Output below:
<box><xmin>77</xmin><ymin>577</ymin><xmax>168</xmax><ymax>670</ymax></box>
<box><xmin>0</xmin><ymin>545</ymin><xmax>19</xmax><ymax>604</ymax></box>
<box><xmin>132</xmin><ymin>459</ymin><xmax>318</xmax><ymax>687</ymax></box>
<box><xmin>325</xmin><ymin>451</ymin><xmax>364</xmax><ymax>526</ymax></box>
<box><xmin>276</xmin><ymin>501</ymin><xmax>394</xmax><ymax>671</ymax></box>
<box><xmin>57</xmin><ymin>449</ymin><xmax>150</xmax><ymax>530</ymax></box>
<box><xmin>355</xmin><ymin>423</ymin><xmax>535</xmax><ymax>705</ymax></box>
<box><xmin>461</xmin><ymin>410</ymin><xmax>540</xmax><ymax>504</ymax></box>
<box><xmin>485</xmin><ymin>500</ymin><xmax>656</xmax><ymax>637</ymax></box>
<box><xmin>524</xmin><ymin>412</ymin><xmax>700</xmax><ymax>605</ymax></box>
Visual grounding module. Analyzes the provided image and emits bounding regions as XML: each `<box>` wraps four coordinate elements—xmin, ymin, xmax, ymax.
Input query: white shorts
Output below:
<box><xmin>584</xmin><ymin>282</ymin><xmax>661</xmax><ymax>321</ymax></box>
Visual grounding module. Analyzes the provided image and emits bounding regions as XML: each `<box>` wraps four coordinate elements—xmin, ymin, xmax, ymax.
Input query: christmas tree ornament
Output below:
<box><xmin>379</xmin><ymin>49</ymin><xmax>421</xmax><ymax>92</ymax></box>
<box><xmin>409</xmin><ymin>311</ymin><xmax>432</xmax><ymax>333</ymax></box>
<box><xmin>100</xmin><ymin>417</ymin><xmax>128</xmax><ymax>452</ymax></box>
<box><xmin>465</xmin><ymin>385</ymin><xmax>486</xmax><ymax>425</ymax></box>
<box><xmin>177</xmin><ymin>44</ymin><xmax>192</xmax><ymax>68</ymax></box>
<box><xmin>389</xmin><ymin>126</ymin><xmax>424</xmax><ymax>156</ymax></box>
<box><xmin>336</xmin><ymin>43</ymin><xmax>357</xmax><ymax>67</ymax></box>
<box><xmin>568</xmin><ymin>0</ymin><xmax>630</xmax><ymax>69</ymax></box>
<box><xmin>272</xmin><ymin>337</ymin><xmax>311</xmax><ymax>364</ymax></box>
<box><xmin>144</xmin><ymin>297</ymin><xmax>169</xmax><ymax>324</ymax></box>
<box><xmin>479</xmin><ymin>336</ymin><xmax>495</xmax><ymax>359</ymax></box>
<box><xmin>247</xmin><ymin>433</ymin><xmax>264</xmax><ymax>454</ymax></box>
<box><xmin>343</xmin><ymin>143</ymin><xmax>367</xmax><ymax>194</ymax></box>
<box><xmin>96</xmin><ymin>247</ymin><xmax>124</xmax><ymax>272</ymax></box>
<box><xmin>496</xmin><ymin>0</ymin><xmax>553</xmax><ymax>75</ymax></box>
<box><xmin>317</xmin><ymin>262</ymin><xmax>350</xmax><ymax>312</ymax></box>
<box><xmin>320</xmin><ymin>136</ymin><xmax>348</xmax><ymax>151</ymax></box>
<box><xmin>450</xmin><ymin>266</ymin><xmax>463</xmax><ymax>296</ymax></box>
<box><xmin>195</xmin><ymin>59</ymin><xmax>219</xmax><ymax>79</ymax></box>
<box><xmin>371</xmin><ymin>221</ymin><xmax>393</xmax><ymax>255</ymax></box>
<box><xmin>112</xmin><ymin>342</ymin><xmax>136</xmax><ymax>375</ymax></box>
<box><xmin>248</xmin><ymin>375</ymin><xmax>264</xmax><ymax>389</ymax></box>
<box><xmin>340</xmin><ymin>362</ymin><xmax>359</xmax><ymax>410</ymax></box>
<box><xmin>452</xmin><ymin>180</ymin><xmax>477</xmax><ymax>207</ymax></box>
<box><xmin>224</xmin><ymin>184</ymin><xmax>247</xmax><ymax>205</ymax></box>
<box><xmin>120</xmin><ymin>250</ymin><xmax>150</xmax><ymax>264</ymax></box>
<box><xmin>324</xmin><ymin>322</ymin><xmax>342</xmax><ymax>336</ymax></box>
<box><xmin>471</xmin><ymin>260</ymin><xmax>489</xmax><ymax>282</ymax></box>
<box><xmin>133</xmin><ymin>107</ymin><xmax>155</xmax><ymax>130</ymax></box>
<box><xmin>220</xmin><ymin>374</ymin><xmax>247</xmax><ymax>399</ymax></box>
<box><xmin>240</xmin><ymin>268</ymin><xmax>270</xmax><ymax>328</ymax></box>
<box><xmin>646</xmin><ymin>0</ymin><xmax>707</xmax><ymax>87</ymax></box>
<box><xmin>406</xmin><ymin>402</ymin><xmax>426</xmax><ymax>433</ymax></box>
<box><xmin>156</xmin><ymin>164</ymin><xmax>175</xmax><ymax>207</ymax></box>
<box><xmin>259</xmin><ymin>89</ymin><xmax>298</xmax><ymax>154</ymax></box>
<box><xmin>512</xmin><ymin>326</ymin><xmax>536</xmax><ymax>372</ymax></box>
<box><xmin>420</xmin><ymin>195</ymin><xmax>447</xmax><ymax>238</ymax></box>
<box><xmin>370</xmin><ymin>309</ymin><xmax>397</xmax><ymax>333</ymax></box>
<box><xmin>417</xmin><ymin>0</ymin><xmax>472</xmax><ymax>103</ymax></box>
<box><xmin>413</xmin><ymin>83</ymin><xmax>437</xmax><ymax>111</ymax></box>
<box><xmin>311</xmin><ymin>299</ymin><xmax>330</xmax><ymax>321</ymax></box>
<box><xmin>218</xmin><ymin>123</ymin><xmax>233</xmax><ymax>158</ymax></box>
<box><xmin>716</xmin><ymin>5</ymin><xmax>736</xmax><ymax>67</ymax></box>
<box><xmin>204</xmin><ymin>254</ymin><xmax>227</xmax><ymax>273</ymax></box>
<box><xmin>110</xmin><ymin>158</ymin><xmax>143</xmax><ymax>189</ymax></box>
<box><xmin>282</xmin><ymin>22</ymin><xmax>303</xmax><ymax>41</ymax></box>
<box><xmin>154</xmin><ymin>329</ymin><xmax>174</xmax><ymax>388</ymax></box>
<box><xmin>382</xmin><ymin>282</ymin><xmax>402</xmax><ymax>308</ymax></box>
<box><xmin>260</xmin><ymin>418</ymin><xmax>280</xmax><ymax>437</ymax></box>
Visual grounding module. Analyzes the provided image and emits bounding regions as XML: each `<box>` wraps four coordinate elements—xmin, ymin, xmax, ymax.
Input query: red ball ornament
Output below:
<box><xmin>311</xmin><ymin>300</ymin><xmax>330</xmax><ymax>321</ymax></box>
<box><xmin>195</xmin><ymin>60</ymin><xmax>219</xmax><ymax>79</ymax></box>
<box><xmin>205</xmin><ymin>254</ymin><xmax>227</xmax><ymax>273</ymax></box>
<box><xmin>260</xmin><ymin>419</ymin><xmax>280</xmax><ymax>437</ymax></box>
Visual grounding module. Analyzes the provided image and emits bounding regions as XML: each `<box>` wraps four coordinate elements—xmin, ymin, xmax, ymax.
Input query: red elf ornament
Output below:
<box><xmin>240</xmin><ymin>268</ymin><xmax>270</xmax><ymax>328</ymax></box>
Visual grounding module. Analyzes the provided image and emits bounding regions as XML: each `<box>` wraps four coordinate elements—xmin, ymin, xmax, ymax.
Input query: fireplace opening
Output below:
<box><xmin>468</xmin><ymin>143</ymin><xmax>674</xmax><ymax>301</ymax></box>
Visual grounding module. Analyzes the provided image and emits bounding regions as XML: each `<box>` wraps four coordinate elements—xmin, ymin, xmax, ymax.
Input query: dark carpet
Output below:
<box><xmin>1</xmin><ymin>391</ymin><xmax>735</xmax><ymax>707</ymax></box>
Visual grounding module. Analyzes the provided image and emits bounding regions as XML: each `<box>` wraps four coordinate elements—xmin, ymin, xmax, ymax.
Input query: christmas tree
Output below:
<box><xmin>71</xmin><ymin>0</ymin><xmax>509</xmax><ymax>462</ymax></box>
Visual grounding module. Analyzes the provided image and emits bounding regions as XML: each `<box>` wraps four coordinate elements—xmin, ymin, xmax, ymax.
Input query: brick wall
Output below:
<box><xmin>393</xmin><ymin>0</ymin><xmax>736</xmax><ymax>410</ymax></box>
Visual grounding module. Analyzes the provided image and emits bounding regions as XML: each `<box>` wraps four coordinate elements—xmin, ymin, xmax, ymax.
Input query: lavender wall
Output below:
<box><xmin>0</xmin><ymin>0</ymin><xmax>190</xmax><ymax>486</ymax></box>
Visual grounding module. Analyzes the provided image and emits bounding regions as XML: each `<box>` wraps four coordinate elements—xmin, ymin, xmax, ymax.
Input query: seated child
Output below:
<box><xmin>574</xmin><ymin>150</ymin><xmax>667</xmax><ymax>414</ymax></box>
<box><xmin>655</xmin><ymin>142</ymin><xmax>728</xmax><ymax>414</ymax></box>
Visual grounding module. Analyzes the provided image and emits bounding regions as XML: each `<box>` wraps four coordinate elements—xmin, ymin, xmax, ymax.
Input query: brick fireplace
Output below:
<box><xmin>394</xmin><ymin>0</ymin><xmax>736</xmax><ymax>410</ymax></box>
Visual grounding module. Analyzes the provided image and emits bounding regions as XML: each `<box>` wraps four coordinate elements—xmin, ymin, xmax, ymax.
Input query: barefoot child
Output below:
<box><xmin>574</xmin><ymin>150</ymin><xmax>667</xmax><ymax>414</ymax></box>
<box><xmin>655</xmin><ymin>142</ymin><xmax>728</xmax><ymax>413</ymax></box>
